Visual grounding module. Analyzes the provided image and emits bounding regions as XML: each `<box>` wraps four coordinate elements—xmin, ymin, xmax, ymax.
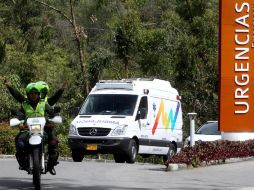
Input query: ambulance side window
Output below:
<box><xmin>136</xmin><ymin>96</ymin><xmax>148</xmax><ymax>120</ymax></box>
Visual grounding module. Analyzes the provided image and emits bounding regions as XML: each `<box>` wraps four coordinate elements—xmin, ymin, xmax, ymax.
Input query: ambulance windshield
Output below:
<box><xmin>80</xmin><ymin>94</ymin><xmax>138</xmax><ymax>116</ymax></box>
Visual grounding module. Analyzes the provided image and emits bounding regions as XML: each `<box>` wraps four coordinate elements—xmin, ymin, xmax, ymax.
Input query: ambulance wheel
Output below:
<box><xmin>163</xmin><ymin>143</ymin><xmax>176</xmax><ymax>164</ymax></box>
<box><xmin>126</xmin><ymin>139</ymin><xmax>137</xmax><ymax>164</ymax></box>
<box><xmin>71</xmin><ymin>149</ymin><xmax>84</xmax><ymax>162</ymax></box>
<box><xmin>113</xmin><ymin>154</ymin><xmax>125</xmax><ymax>163</ymax></box>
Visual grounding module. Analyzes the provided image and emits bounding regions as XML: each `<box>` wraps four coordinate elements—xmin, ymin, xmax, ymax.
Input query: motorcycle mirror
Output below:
<box><xmin>48</xmin><ymin>116</ymin><xmax>62</xmax><ymax>124</ymax></box>
<box><xmin>10</xmin><ymin>118</ymin><xmax>22</xmax><ymax>127</ymax></box>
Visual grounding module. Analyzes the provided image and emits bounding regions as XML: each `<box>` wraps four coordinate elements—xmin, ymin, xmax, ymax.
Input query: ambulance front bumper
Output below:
<box><xmin>68</xmin><ymin>136</ymin><xmax>131</xmax><ymax>154</ymax></box>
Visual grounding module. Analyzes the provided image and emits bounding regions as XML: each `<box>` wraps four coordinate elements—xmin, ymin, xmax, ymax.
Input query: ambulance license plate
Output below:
<box><xmin>86</xmin><ymin>144</ymin><xmax>97</xmax><ymax>150</ymax></box>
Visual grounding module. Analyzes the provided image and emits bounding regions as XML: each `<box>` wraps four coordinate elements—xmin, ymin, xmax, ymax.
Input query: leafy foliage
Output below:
<box><xmin>0</xmin><ymin>123</ymin><xmax>18</xmax><ymax>154</ymax></box>
<box><xmin>57</xmin><ymin>133</ymin><xmax>70</xmax><ymax>157</ymax></box>
<box><xmin>0</xmin><ymin>0</ymin><xmax>220</xmax><ymax>160</ymax></box>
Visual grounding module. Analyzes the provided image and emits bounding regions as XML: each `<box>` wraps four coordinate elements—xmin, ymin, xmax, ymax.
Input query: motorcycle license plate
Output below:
<box><xmin>86</xmin><ymin>144</ymin><xmax>97</xmax><ymax>150</ymax></box>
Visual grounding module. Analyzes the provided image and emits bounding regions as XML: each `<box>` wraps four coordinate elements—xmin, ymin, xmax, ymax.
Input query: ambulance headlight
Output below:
<box><xmin>69</xmin><ymin>124</ymin><xmax>78</xmax><ymax>135</ymax></box>
<box><xmin>111</xmin><ymin>125</ymin><xmax>128</xmax><ymax>136</ymax></box>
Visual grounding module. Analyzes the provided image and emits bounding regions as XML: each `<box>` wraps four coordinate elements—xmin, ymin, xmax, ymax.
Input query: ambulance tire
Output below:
<box><xmin>126</xmin><ymin>139</ymin><xmax>137</xmax><ymax>164</ymax></box>
<box><xmin>163</xmin><ymin>143</ymin><xmax>176</xmax><ymax>164</ymax></box>
<box><xmin>71</xmin><ymin>149</ymin><xmax>84</xmax><ymax>162</ymax></box>
<box><xmin>113</xmin><ymin>154</ymin><xmax>125</xmax><ymax>163</ymax></box>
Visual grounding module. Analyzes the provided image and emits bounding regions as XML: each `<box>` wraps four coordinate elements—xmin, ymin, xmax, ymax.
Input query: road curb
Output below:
<box><xmin>166</xmin><ymin>156</ymin><xmax>254</xmax><ymax>172</ymax></box>
<box><xmin>0</xmin><ymin>155</ymin><xmax>15</xmax><ymax>159</ymax></box>
<box><xmin>0</xmin><ymin>155</ymin><xmax>115</xmax><ymax>163</ymax></box>
<box><xmin>59</xmin><ymin>157</ymin><xmax>115</xmax><ymax>163</ymax></box>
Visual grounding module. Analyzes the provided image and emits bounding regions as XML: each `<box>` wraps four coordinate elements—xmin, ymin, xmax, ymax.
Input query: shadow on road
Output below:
<box><xmin>0</xmin><ymin>177</ymin><xmax>33</xmax><ymax>189</ymax></box>
<box><xmin>0</xmin><ymin>177</ymin><xmax>239</xmax><ymax>190</ymax></box>
<box><xmin>146</xmin><ymin>167</ymin><xmax>167</xmax><ymax>172</ymax></box>
<box><xmin>0</xmin><ymin>177</ymin><xmax>154</xmax><ymax>190</ymax></box>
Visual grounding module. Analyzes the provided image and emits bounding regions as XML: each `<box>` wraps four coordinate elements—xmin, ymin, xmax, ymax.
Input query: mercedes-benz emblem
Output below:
<box><xmin>89</xmin><ymin>128</ymin><xmax>97</xmax><ymax>136</ymax></box>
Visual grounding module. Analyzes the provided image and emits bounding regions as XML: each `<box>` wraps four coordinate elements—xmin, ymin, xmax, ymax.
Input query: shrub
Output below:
<box><xmin>58</xmin><ymin>133</ymin><xmax>71</xmax><ymax>157</ymax></box>
<box><xmin>167</xmin><ymin>140</ymin><xmax>254</xmax><ymax>167</ymax></box>
<box><xmin>0</xmin><ymin>122</ymin><xmax>72</xmax><ymax>157</ymax></box>
<box><xmin>0</xmin><ymin>122</ymin><xmax>18</xmax><ymax>154</ymax></box>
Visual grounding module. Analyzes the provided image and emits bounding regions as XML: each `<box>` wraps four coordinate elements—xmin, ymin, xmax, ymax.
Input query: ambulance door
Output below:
<box><xmin>136</xmin><ymin>96</ymin><xmax>150</xmax><ymax>154</ymax></box>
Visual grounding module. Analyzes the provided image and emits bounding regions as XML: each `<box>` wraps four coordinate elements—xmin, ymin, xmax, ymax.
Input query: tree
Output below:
<box><xmin>34</xmin><ymin>0</ymin><xmax>90</xmax><ymax>96</ymax></box>
<box><xmin>173</xmin><ymin>0</ymin><xmax>219</xmax><ymax>125</ymax></box>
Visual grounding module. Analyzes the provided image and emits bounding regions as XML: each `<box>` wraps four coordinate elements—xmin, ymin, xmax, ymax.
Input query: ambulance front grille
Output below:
<box><xmin>77</xmin><ymin>127</ymin><xmax>111</xmax><ymax>136</ymax></box>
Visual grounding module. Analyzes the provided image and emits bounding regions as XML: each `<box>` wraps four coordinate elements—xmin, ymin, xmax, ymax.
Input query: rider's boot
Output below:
<box><xmin>47</xmin><ymin>142</ymin><xmax>59</xmax><ymax>175</ymax></box>
<box><xmin>16</xmin><ymin>132</ymin><xmax>29</xmax><ymax>171</ymax></box>
<box><xmin>16</xmin><ymin>151</ymin><xmax>29</xmax><ymax>171</ymax></box>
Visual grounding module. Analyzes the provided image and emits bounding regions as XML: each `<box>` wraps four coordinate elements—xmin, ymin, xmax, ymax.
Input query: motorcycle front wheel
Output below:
<box><xmin>32</xmin><ymin>147</ymin><xmax>41</xmax><ymax>190</ymax></box>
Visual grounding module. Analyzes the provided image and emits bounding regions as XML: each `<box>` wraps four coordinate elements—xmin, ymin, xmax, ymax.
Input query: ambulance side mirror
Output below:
<box><xmin>136</xmin><ymin>108</ymin><xmax>147</xmax><ymax>120</ymax></box>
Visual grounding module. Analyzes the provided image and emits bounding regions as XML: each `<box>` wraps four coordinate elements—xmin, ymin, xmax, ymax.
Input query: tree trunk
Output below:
<box><xmin>70</xmin><ymin>1</ymin><xmax>90</xmax><ymax>96</ymax></box>
<box><xmin>34</xmin><ymin>0</ymin><xmax>90</xmax><ymax>96</ymax></box>
<box><xmin>124</xmin><ymin>57</ymin><xmax>129</xmax><ymax>78</ymax></box>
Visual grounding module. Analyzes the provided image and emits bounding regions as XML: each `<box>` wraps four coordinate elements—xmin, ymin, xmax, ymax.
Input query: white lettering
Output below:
<box><xmin>235</xmin><ymin>47</ymin><xmax>249</xmax><ymax>60</ymax></box>
<box><xmin>235</xmin><ymin>34</ymin><xmax>249</xmax><ymax>45</ymax></box>
<box><xmin>234</xmin><ymin>102</ymin><xmax>249</xmax><ymax>114</ymax></box>
<box><xmin>235</xmin><ymin>3</ymin><xmax>250</xmax><ymax>13</ymax></box>
<box><xmin>235</xmin><ymin>87</ymin><xmax>249</xmax><ymax>98</ymax></box>
<box><xmin>235</xmin><ymin>62</ymin><xmax>249</xmax><ymax>72</ymax></box>
<box><xmin>235</xmin><ymin>15</ymin><xmax>249</xmax><ymax>28</ymax></box>
<box><xmin>234</xmin><ymin>3</ymin><xmax>250</xmax><ymax>115</ymax></box>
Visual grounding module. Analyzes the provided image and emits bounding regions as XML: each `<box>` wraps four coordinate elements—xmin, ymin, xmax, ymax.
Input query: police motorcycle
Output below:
<box><xmin>10</xmin><ymin>110</ymin><xmax>62</xmax><ymax>190</ymax></box>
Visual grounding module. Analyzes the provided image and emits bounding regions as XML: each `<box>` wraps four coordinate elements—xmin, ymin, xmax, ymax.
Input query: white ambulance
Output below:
<box><xmin>68</xmin><ymin>78</ymin><xmax>183</xmax><ymax>163</ymax></box>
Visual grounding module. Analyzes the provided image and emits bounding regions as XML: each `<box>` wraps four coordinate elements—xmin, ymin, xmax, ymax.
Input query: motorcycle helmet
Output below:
<box><xmin>36</xmin><ymin>81</ymin><xmax>49</xmax><ymax>94</ymax></box>
<box><xmin>25</xmin><ymin>83</ymin><xmax>39</xmax><ymax>94</ymax></box>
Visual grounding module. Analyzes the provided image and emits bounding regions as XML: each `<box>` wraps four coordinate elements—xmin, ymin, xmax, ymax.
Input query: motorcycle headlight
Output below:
<box><xmin>30</xmin><ymin>125</ymin><xmax>41</xmax><ymax>134</ymax></box>
<box><xmin>111</xmin><ymin>125</ymin><xmax>128</xmax><ymax>136</ymax></box>
<box><xmin>69</xmin><ymin>124</ymin><xmax>78</xmax><ymax>135</ymax></box>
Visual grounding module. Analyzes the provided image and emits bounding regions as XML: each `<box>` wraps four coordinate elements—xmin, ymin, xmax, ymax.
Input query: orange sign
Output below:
<box><xmin>220</xmin><ymin>0</ymin><xmax>254</xmax><ymax>132</ymax></box>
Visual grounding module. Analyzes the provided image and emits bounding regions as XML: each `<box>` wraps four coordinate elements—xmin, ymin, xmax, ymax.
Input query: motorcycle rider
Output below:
<box><xmin>14</xmin><ymin>83</ymin><xmax>58</xmax><ymax>175</ymax></box>
<box><xmin>4</xmin><ymin>80</ymin><xmax>67</xmax><ymax>174</ymax></box>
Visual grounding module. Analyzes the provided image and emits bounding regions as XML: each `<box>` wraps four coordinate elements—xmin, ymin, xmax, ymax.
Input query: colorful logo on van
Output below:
<box><xmin>152</xmin><ymin>100</ymin><xmax>180</xmax><ymax>135</ymax></box>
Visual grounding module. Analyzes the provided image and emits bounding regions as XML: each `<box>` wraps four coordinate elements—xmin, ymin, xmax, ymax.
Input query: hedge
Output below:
<box><xmin>166</xmin><ymin>140</ymin><xmax>254</xmax><ymax>167</ymax></box>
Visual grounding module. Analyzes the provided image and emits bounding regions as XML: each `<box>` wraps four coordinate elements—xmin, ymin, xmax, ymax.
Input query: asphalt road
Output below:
<box><xmin>0</xmin><ymin>159</ymin><xmax>254</xmax><ymax>190</ymax></box>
